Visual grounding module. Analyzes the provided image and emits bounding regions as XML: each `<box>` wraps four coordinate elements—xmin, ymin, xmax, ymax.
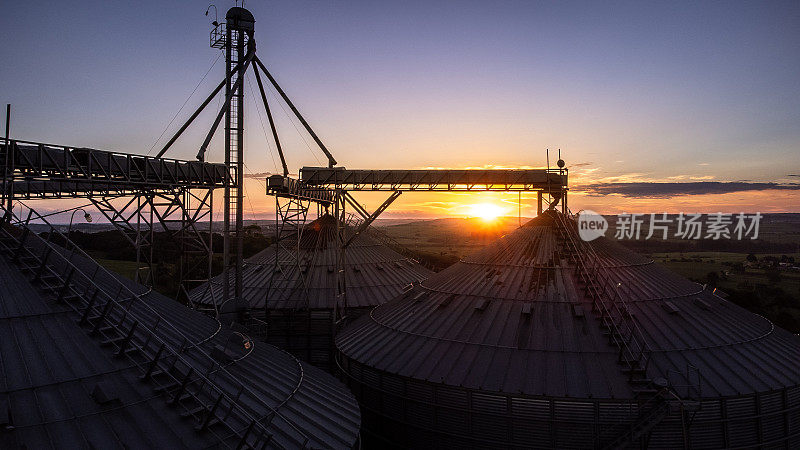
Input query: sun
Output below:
<box><xmin>469</xmin><ymin>203</ymin><xmax>505</xmax><ymax>222</ymax></box>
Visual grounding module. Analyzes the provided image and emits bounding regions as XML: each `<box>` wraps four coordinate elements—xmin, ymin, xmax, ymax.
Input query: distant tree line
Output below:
<box><xmin>619</xmin><ymin>238</ymin><xmax>797</xmax><ymax>254</ymax></box>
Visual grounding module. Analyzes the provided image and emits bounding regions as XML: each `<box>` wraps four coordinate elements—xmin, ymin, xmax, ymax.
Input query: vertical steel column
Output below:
<box><xmin>2</xmin><ymin>104</ymin><xmax>11</xmax><ymax>221</ymax></box>
<box><xmin>334</xmin><ymin>189</ymin><xmax>348</xmax><ymax>324</ymax></box>
<box><xmin>537</xmin><ymin>191</ymin><xmax>543</xmax><ymax>216</ymax></box>
<box><xmin>222</xmin><ymin>23</ymin><xmax>233</xmax><ymax>314</ymax></box>
<box><xmin>221</xmin><ymin>8</ymin><xmax>254</xmax><ymax>322</ymax></box>
<box><xmin>136</xmin><ymin>195</ymin><xmax>148</xmax><ymax>285</ymax></box>
<box><xmin>234</xmin><ymin>28</ymin><xmax>245</xmax><ymax>316</ymax></box>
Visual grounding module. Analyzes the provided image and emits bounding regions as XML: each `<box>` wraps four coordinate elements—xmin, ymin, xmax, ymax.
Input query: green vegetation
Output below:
<box><xmin>93</xmin><ymin>258</ymin><xmax>141</xmax><ymax>280</ymax></box>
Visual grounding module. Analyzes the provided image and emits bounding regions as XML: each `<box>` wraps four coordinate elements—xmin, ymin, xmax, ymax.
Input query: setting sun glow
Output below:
<box><xmin>469</xmin><ymin>203</ymin><xmax>505</xmax><ymax>221</ymax></box>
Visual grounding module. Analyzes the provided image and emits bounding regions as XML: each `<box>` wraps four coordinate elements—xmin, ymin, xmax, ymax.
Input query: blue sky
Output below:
<box><xmin>2</xmin><ymin>1</ymin><xmax>799</xmax><ymax>215</ymax></box>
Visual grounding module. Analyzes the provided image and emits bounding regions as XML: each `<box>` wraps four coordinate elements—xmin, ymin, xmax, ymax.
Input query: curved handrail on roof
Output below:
<box><xmin>1</xmin><ymin>204</ymin><xmax>314</xmax><ymax>447</ymax></box>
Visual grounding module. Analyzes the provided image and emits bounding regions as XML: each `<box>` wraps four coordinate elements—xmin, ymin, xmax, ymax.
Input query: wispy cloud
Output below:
<box><xmin>665</xmin><ymin>175</ymin><xmax>715</xmax><ymax>181</ymax></box>
<box><xmin>244</xmin><ymin>172</ymin><xmax>272</xmax><ymax>179</ymax></box>
<box><xmin>418</xmin><ymin>164</ymin><xmax>547</xmax><ymax>170</ymax></box>
<box><xmin>408</xmin><ymin>201</ymin><xmax>455</xmax><ymax>210</ymax></box>
<box><xmin>575</xmin><ymin>181</ymin><xmax>800</xmax><ymax>198</ymax></box>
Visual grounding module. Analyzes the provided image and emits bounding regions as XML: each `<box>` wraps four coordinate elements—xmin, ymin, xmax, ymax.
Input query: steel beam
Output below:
<box><xmin>154</xmin><ymin>55</ymin><xmax>254</xmax><ymax>159</ymax></box>
<box><xmin>252</xmin><ymin>63</ymin><xmax>288</xmax><ymax>176</ymax></box>
<box><xmin>342</xmin><ymin>191</ymin><xmax>369</xmax><ymax>220</ymax></box>
<box><xmin>196</xmin><ymin>51</ymin><xmax>254</xmax><ymax>162</ymax></box>
<box><xmin>2</xmin><ymin>104</ymin><xmax>10</xmax><ymax>220</ymax></box>
<box><xmin>343</xmin><ymin>191</ymin><xmax>402</xmax><ymax>249</ymax></box>
<box><xmin>253</xmin><ymin>56</ymin><xmax>337</xmax><ymax>168</ymax></box>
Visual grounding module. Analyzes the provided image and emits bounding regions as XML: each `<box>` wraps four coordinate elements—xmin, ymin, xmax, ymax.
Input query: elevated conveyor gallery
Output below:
<box><xmin>2</xmin><ymin>138</ymin><xmax>229</xmax><ymax>199</ymax></box>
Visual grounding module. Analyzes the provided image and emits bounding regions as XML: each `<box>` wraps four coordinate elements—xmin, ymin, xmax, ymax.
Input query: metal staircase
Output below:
<box><xmin>549</xmin><ymin>210</ymin><xmax>652</xmax><ymax>382</ymax></box>
<box><xmin>599</xmin><ymin>389</ymin><xmax>673</xmax><ymax>450</ymax></box>
<box><xmin>0</xmin><ymin>206</ymin><xmax>310</xmax><ymax>449</ymax></box>
<box><xmin>549</xmin><ymin>211</ymin><xmax>704</xmax><ymax>449</ymax></box>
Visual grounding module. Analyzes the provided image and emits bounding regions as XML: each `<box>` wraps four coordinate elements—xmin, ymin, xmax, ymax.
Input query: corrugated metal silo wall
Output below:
<box><xmin>261</xmin><ymin>306</ymin><xmax>373</xmax><ymax>373</ymax></box>
<box><xmin>338</xmin><ymin>355</ymin><xmax>800</xmax><ymax>449</ymax></box>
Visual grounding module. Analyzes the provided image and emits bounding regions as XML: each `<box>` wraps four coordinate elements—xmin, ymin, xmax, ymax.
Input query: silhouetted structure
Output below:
<box><xmin>191</xmin><ymin>214</ymin><xmax>432</xmax><ymax>372</ymax></box>
<box><xmin>336</xmin><ymin>211</ymin><xmax>800</xmax><ymax>448</ymax></box>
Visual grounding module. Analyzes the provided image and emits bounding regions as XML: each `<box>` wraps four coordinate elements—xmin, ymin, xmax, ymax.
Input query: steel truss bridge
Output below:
<box><xmin>299</xmin><ymin>167</ymin><xmax>566</xmax><ymax>191</ymax></box>
<box><xmin>2</xmin><ymin>138</ymin><xmax>228</xmax><ymax>198</ymax></box>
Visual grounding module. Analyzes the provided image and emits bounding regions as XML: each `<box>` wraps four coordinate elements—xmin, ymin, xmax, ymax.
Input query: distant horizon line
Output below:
<box><xmin>40</xmin><ymin>211</ymin><xmax>800</xmax><ymax>226</ymax></box>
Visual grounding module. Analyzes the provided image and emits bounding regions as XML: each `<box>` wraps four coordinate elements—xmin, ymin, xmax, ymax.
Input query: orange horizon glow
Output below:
<box><xmin>17</xmin><ymin>178</ymin><xmax>800</xmax><ymax>225</ymax></box>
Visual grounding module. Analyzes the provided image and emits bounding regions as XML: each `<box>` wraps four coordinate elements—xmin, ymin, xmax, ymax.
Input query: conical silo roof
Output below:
<box><xmin>0</xmin><ymin>223</ymin><xmax>361</xmax><ymax>449</ymax></box>
<box><xmin>191</xmin><ymin>214</ymin><xmax>432</xmax><ymax>312</ymax></box>
<box><xmin>336</xmin><ymin>211</ymin><xmax>800</xmax><ymax>448</ymax></box>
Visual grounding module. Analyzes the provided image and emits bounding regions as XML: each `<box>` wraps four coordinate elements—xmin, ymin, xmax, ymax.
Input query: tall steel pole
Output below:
<box><xmin>3</xmin><ymin>104</ymin><xmax>11</xmax><ymax>220</ymax></box>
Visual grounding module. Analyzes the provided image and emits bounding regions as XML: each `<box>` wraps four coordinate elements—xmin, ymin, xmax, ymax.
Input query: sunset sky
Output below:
<box><xmin>2</xmin><ymin>1</ymin><xmax>799</xmax><ymax>221</ymax></box>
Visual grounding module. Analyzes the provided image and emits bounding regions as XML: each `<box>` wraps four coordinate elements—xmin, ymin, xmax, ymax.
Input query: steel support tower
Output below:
<box><xmin>220</xmin><ymin>8</ymin><xmax>254</xmax><ymax>320</ymax></box>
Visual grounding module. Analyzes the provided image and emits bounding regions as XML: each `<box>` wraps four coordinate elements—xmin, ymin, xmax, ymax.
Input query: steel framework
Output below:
<box><xmin>1</xmin><ymin>138</ymin><xmax>228</xmax><ymax>200</ymax></box>
<box><xmin>90</xmin><ymin>189</ymin><xmax>214</xmax><ymax>300</ymax></box>
<box><xmin>0</xmin><ymin>132</ymin><xmax>222</xmax><ymax>305</ymax></box>
<box><xmin>0</xmin><ymin>4</ymin><xmax>571</xmax><ymax>336</ymax></box>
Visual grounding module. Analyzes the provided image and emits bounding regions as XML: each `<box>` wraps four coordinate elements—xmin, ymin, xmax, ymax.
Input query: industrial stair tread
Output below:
<box><xmin>601</xmin><ymin>396</ymin><xmax>671</xmax><ymax>449</ymax></box>
<box><xmin>153</xmin><ymin>380</ymin><xmax>180</xmax><ymax>393</ymax></box>
<box><xmin>195</xmin><ymin>417</ymin><xmax>220</xmax><ymax>431</ymax></box>
<box><xmin>181</xmin><ymin>405</ymin><xmax>209</xmax><ymax>418</ymax></box>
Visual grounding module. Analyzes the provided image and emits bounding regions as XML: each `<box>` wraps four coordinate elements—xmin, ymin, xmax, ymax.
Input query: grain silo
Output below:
<box><xmin>336</xmin><ymin>211</ymin><xmax>800</xmax><ymax>448</ymax></box>
<box><xmin>191</xmin><ymin>214</ymin><xmax>432</xmax><ymax>372</ymax></box>
<box><xmin>0</xmin><ymin>220</ymin><xmax>361</xmax><ymax>449</ymax></box>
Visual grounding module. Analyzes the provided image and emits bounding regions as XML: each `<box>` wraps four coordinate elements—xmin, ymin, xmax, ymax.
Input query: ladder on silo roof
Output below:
<box><xmin>0</xmin><ymin>206</ymin><xmax>296</xmax><ymax>449</ymax></box>
<box><xmin>550</xmin><ymin>210</ymin><xmax>652</xmax><ymax>384</ymax></box>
